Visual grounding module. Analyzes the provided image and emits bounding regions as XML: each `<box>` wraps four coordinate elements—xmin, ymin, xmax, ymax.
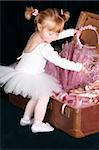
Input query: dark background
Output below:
<box><xmin>1</xmin><ymin>0</ymin><xmax>99</xmax><ymax>65</ymax></box>
<box><xmin>0</xmin><ymin>1</ymin><xmax>99</xmax><ymax>150</ymax></box>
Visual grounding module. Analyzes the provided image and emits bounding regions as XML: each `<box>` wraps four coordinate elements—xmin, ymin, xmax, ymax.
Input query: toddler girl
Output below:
<box><xmin>0</xmin><ymin>7</ymin><xmax>87</xmax><ymax>133</ymax></box>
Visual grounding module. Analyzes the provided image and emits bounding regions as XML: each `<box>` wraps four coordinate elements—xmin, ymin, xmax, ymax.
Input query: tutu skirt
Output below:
<box><xmin>0</xmin><ymin>65</ymin><xmax>61</xmax><ymax>100</ymax></box>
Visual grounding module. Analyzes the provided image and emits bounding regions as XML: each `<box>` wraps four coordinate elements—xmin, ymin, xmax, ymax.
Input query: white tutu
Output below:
<box><xmin>0</xmin><ymin>65</ymin><xmax>61</xmax><ymax>100</ymax></box>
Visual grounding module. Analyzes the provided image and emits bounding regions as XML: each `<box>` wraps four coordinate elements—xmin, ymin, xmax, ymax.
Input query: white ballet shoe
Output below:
<box><xmin>31</xmin><ymin>122</ymin><xmax>54</xmax><ymax>133</ymax></box>
<box><xmin>20</xmin><ymin>118</ymin><xmax>34</xmax><ymax>126</ymax></box>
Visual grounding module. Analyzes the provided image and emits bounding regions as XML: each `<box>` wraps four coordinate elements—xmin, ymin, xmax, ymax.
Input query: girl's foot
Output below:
<box><xmin>20</xmin><ymin>118</ymin><xmax>34</xmax><ymax>126</ymax></box>
<box><xmin>31</xmin><ymin>121</ymin><xmax>54</xmax><ymax>133</ymax></box>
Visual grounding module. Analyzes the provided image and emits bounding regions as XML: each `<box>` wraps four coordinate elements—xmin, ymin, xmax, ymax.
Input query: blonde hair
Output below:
<box><xmin>25</xmin><ymin>7</ymin><xmax>70</xmax><ymax>32</ymax></box>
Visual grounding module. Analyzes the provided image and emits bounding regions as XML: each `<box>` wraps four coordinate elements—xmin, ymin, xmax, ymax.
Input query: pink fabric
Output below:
<box><xmin>53</xmin><ymin>90</ymin><xmax>99</xmax><ymax>109</ymax></box>
<box><xmin>60</xmin><ymin>42</ymin><xmax>99</xmax><ymax>90</ymax></box>
<box><xmin>45</xmin><ymin>40</ymin><xmax>99</xmax><ymax>90</ymax></box>
<box><xmin>59</xmin><ymin>41</ymin><xmax>76</xmax><ymax>90</ymax></box>
<box><xmin>45</xmin><ymin>39</ymin><xmax>99</xmax><ymax>108</ymax></box>
<box><xmin>45</xmin><ymin>61</ymin><xmax>60</xmax><ymax>81</ymax></box>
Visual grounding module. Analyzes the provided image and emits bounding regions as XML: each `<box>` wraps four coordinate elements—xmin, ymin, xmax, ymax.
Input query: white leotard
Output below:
<box><xmin>15</xmin><ymin>29</ymin><xmax>82</xmax><ymax>75</ymax></box>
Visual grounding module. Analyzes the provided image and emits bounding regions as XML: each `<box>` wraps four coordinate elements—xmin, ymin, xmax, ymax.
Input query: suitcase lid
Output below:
<box><xmin>75</xmin><ymin>11</ymin><xmax>99</xmax><ymax>50</ymax></box>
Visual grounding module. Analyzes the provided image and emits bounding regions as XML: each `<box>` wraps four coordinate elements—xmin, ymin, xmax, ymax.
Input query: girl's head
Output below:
<box><xmin>25</xmin><ymin>7</ymin><xmax>70</xmax><ymax>42</ymax></box>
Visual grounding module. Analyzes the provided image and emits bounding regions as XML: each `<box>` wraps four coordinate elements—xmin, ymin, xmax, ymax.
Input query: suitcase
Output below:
<box><xmin>9</xmin><ymin>11</ymin><xmax>99</xmax><ymax>138</ymax></box>
<box><xmin>9</xmin><ymin>93</ymin><xmax>99</xmax><ymax>138</ymax></box>
<box><xmin>45</xmin><ymin>97</ymin><xmax>99</xmax><ymax>138</ymax></box>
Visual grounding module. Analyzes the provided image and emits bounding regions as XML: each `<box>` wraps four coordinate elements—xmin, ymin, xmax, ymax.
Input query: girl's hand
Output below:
<box><xmin>80</xmin><ymin>65</ymin><xmax>89</xmax><ymax>74</ymax></box>
<box><xmin>74</xmin><ymin>29</ymin><xmax>79</xmax><ymax>34</ymax></box>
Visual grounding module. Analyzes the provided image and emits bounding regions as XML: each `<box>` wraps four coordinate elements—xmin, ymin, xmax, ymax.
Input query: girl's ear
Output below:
<box><xmin>37</xmin><ymin>23</ymin><xmax>42</xmax><ymax>31</ymax></box>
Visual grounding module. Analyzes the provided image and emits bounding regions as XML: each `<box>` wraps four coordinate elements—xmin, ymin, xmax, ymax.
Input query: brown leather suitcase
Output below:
<box><xmin>9</xmin><ymin>11</ymin><xmax>99</xmax><ymax>138</ymax></box>
<box><xmin>9</xmin><ymin>93</ymin><xmax>99</xmax><ymax>138</ymax></box>
<box><xmin>45</xmin><ymin>97</ymin><xmax>99</xmax><ymax>138</ymax></box>
<box><xmin>9</xmin><ymin>94</ymin><xmax>29</xmax><ymax>110</ymax></box>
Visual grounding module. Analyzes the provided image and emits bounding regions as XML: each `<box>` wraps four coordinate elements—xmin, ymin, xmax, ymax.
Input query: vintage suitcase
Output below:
<box><xmin>9</xmin><ymin>11</ymin><xmax>99</xmax><ymax>138</ymax></box>
<box><xmin>45</xmin><ymin>97</ymin><xmax>99</xmax><ymax>138</ymax></box>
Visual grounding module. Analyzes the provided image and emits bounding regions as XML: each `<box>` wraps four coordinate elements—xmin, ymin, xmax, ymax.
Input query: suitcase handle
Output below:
<box><xmin>61</xmin><ymin>103</ymin><xmax>71</xmax><ymax>118</ymax></box>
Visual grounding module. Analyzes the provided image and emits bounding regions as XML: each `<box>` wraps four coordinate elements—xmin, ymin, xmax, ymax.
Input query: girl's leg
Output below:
<box><xmin>20</xmin><ymin>99</ymin><xmax>37</xmax><ymax>126</ymax></box>
<box><xmin>31</xmin><ymin>96</ymin><xmax>54</xmax><ymax>133</ymax></box>
<box><xmin>34</xmin><ymin>96</ymin><xmax>49</xmax><ymax>122</ymax></box>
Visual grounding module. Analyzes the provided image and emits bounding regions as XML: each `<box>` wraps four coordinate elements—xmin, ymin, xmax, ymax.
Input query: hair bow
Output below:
<box><xmin>32</xmin><ymin>9</ymin><xmax>39</xmax><ymax>16</ymax></box>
